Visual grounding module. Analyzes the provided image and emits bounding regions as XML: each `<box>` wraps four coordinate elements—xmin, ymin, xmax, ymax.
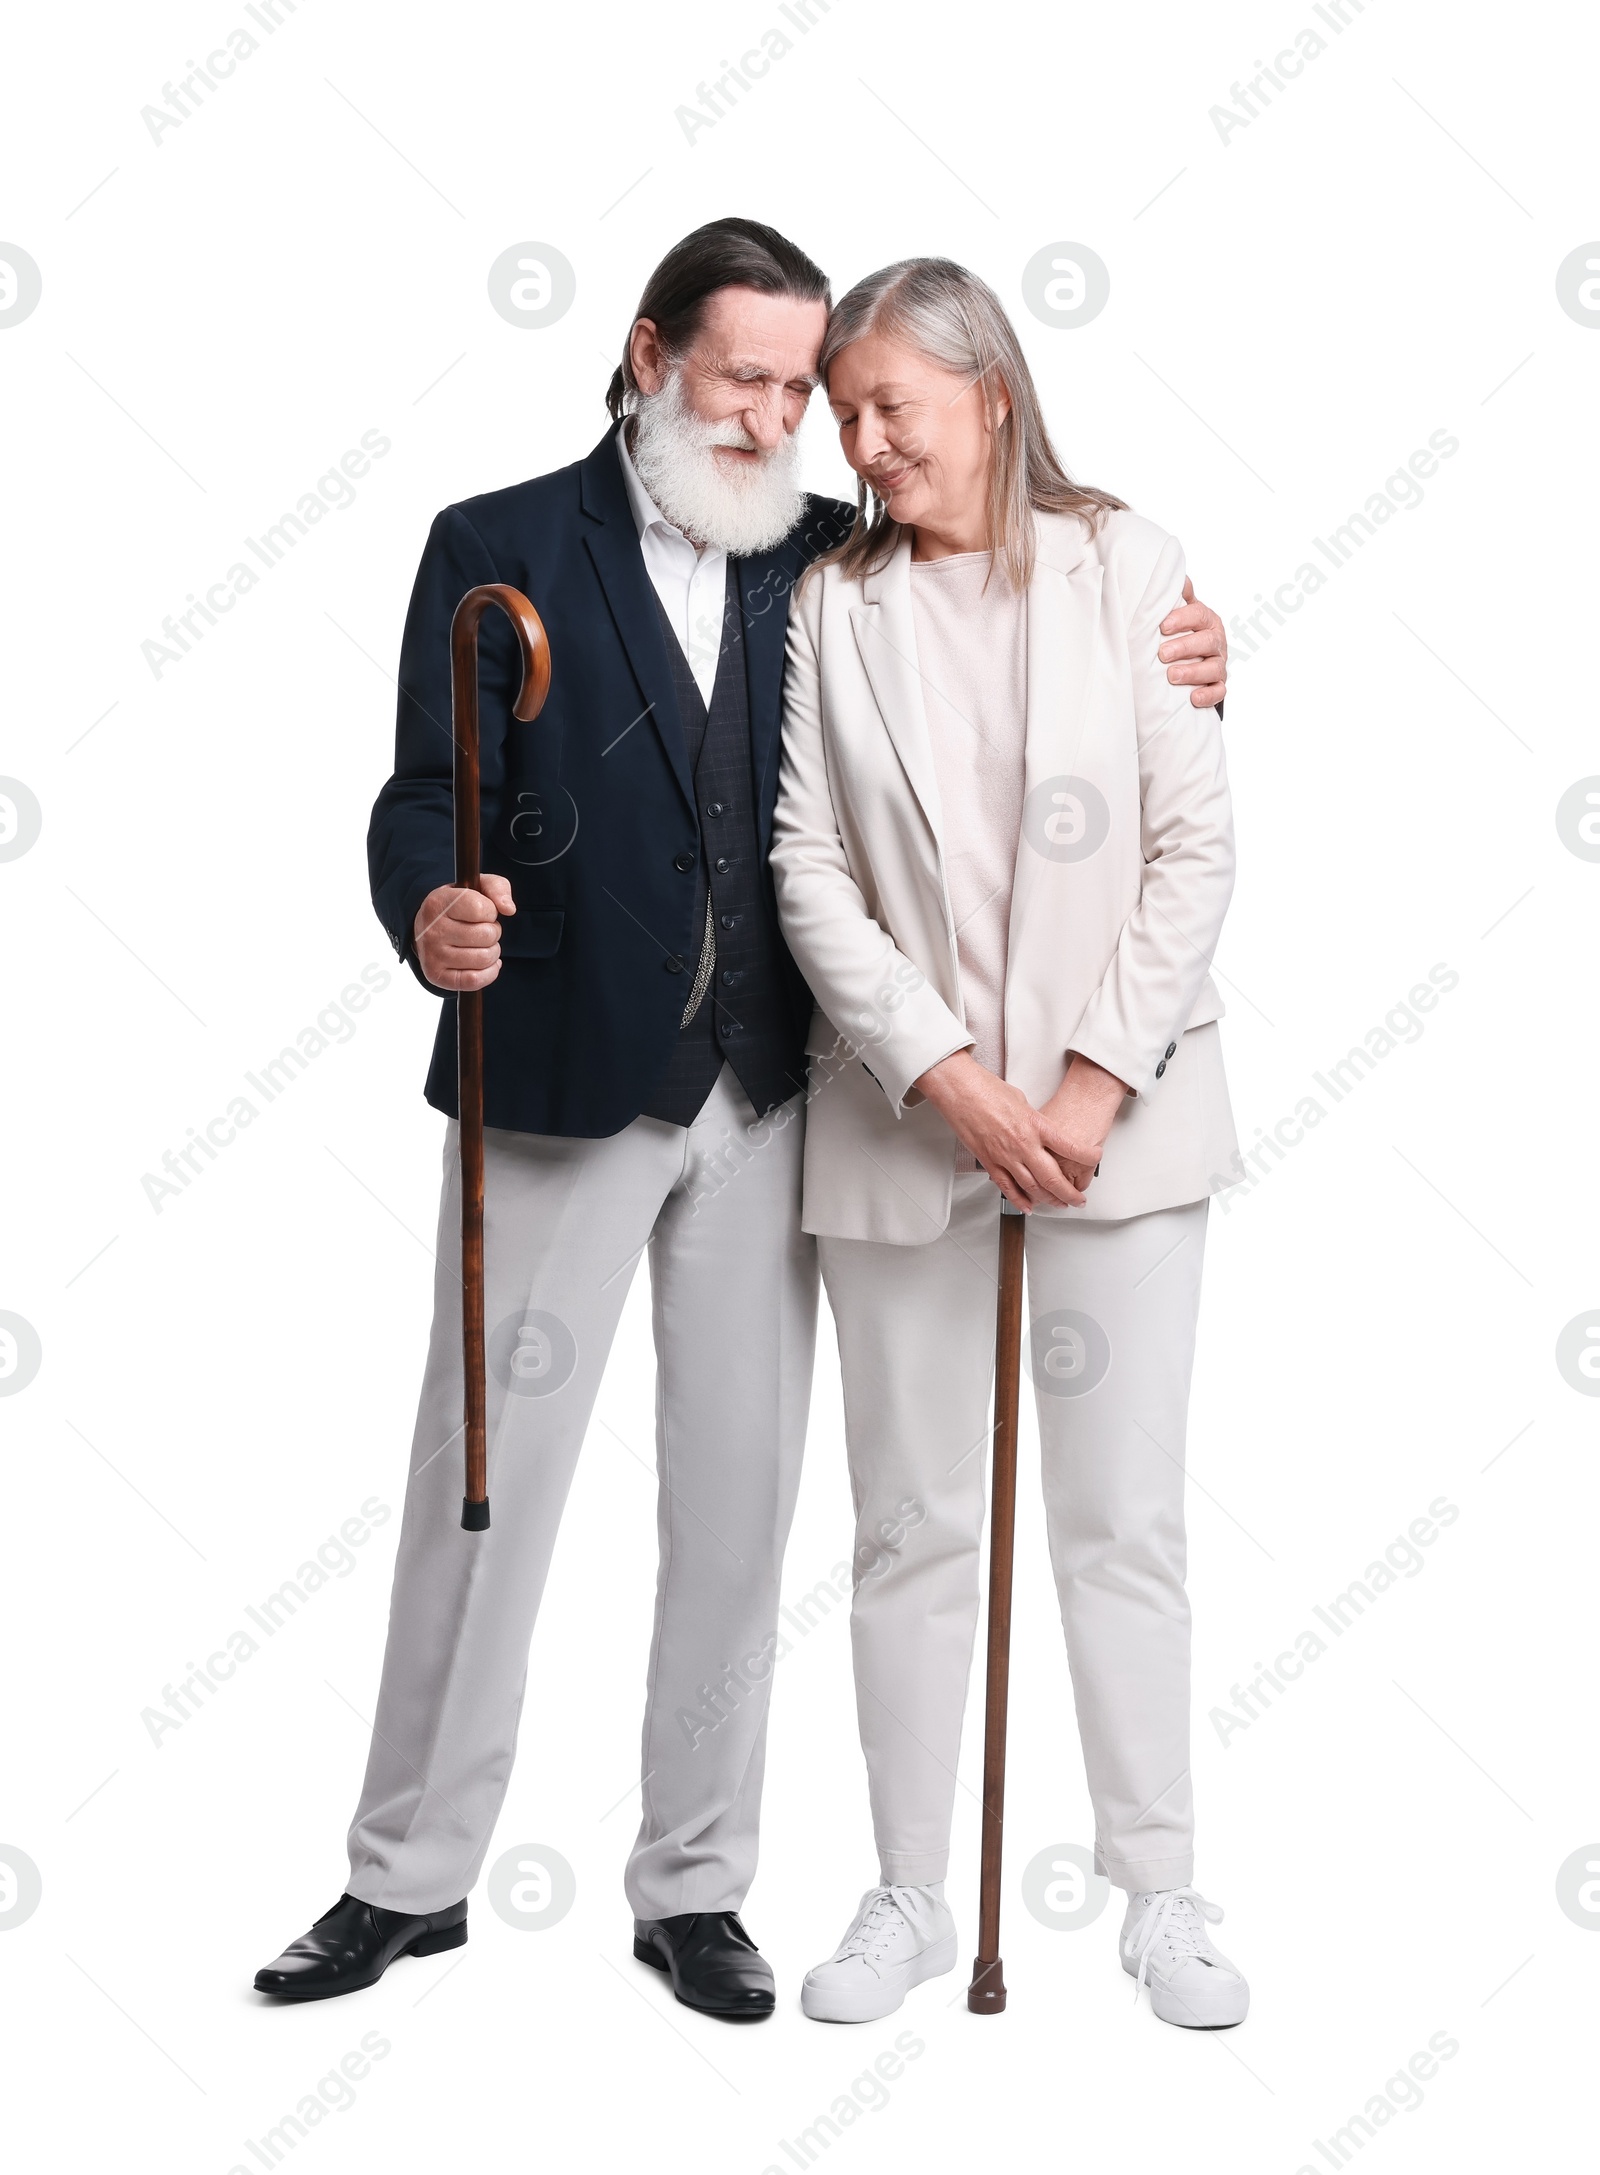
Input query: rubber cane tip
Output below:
<box><xmin>967</xmin><ymin>1959</ymin><xmax>1007</xmax><ymax>2014</ymax></box>
<box><xmin>460</xmin><ymin>1496</ymin><xmax>491</xmax><ymax>1533</ymax></box>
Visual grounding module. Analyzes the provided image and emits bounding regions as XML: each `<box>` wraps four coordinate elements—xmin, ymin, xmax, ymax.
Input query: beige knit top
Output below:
<box><xmin>907</xmin><ymin>550</ymin><xmax>1029</xmax><ymax>1085</ymax></box>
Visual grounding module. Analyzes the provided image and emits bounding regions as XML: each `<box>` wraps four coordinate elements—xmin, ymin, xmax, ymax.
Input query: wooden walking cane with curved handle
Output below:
<box><xmin>450</xmin><ymin>585</ymin><xmax>551</xmax><ymax>1533</ymax></box>
<box><xmin>969</xmin><ymin>1200</ymin><xmax>1026</xmax><ymax>2012</ymax></box>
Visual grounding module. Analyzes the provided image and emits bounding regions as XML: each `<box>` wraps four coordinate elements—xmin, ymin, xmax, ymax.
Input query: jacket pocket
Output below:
<box><xmin>498</xmin><ymin>907</ymin><xmax>565</xmax><ymax>960</ymax></box>
<box><xmin>1185</xmin><ymin>973</ymin><xmax>1225</xmax><ymax>1030</ymax></box>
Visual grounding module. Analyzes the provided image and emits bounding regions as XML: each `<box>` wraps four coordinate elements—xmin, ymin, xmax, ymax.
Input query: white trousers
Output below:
<box><xmin>346</xmin><ymin>1069</ymin><xmax>817</xmax><ymax>1920</ymax></box>
<box><xmin>818</xmin><ymin>1175</ymin><xmax>1209</xmax><ymax>1895</ymax></box>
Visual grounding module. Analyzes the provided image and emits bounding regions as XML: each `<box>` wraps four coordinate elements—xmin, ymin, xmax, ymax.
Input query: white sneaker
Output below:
<box><xmin>1120</xmin><ymin>1887</ymin><xmax>1250</xmax><ymax>2028</ymax></box>
<box><xmin>801</xmin><ymin>1884</ymin><xmax>957</xmax><ymax>2023</ymax></box>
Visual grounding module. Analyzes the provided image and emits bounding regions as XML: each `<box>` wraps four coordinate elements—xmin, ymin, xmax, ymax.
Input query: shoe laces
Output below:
<box><xmin>1125</xmin><ymin>1887</ymin><xmax>1225</xmax><ymax>2000</ymax></box>
<box><xmin>837</xmin><ymin>1885</ymin><xmax>943</xmax><ymax>1970</ymax></box>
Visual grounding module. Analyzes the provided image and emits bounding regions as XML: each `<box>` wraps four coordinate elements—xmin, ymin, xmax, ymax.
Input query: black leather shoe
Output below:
<box><xmin>633</xmin><ymin>1912</ymin><xmax>775</xmax><ymax>2020</ymax></box>
<box><xmin>254</xmin><ymin>1893</ymin><xmax>467</xmax><ymax>2001</ymax></box>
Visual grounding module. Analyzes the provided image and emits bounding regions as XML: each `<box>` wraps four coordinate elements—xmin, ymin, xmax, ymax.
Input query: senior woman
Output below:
<box><xmin>770</xmin><ymin>259</ymin><xmax>1247</xmax><ymax>2032</ymax></box>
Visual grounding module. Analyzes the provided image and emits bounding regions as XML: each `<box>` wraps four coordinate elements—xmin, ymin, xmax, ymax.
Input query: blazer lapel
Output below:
<box><xmin>577</xmin><ymin>432</ymin><xmax>695</xmax><ymax>814</ymax></box>
<box><xmin>1006</xmin><ymin>514</ymin><xmax>1105</xmax><ymax>1007</ymax></box>
<box><xmin>1022</xmin><ymin>511</ymin><xmax>1104</xmax><ymax>782</ymax></box>
<box><xmin>848</xmin><ymin>531</ymin><xmax>944</xmax><ymax>844</ymax></box>
<box><xmin>736</xmin><ymin>547</ymin><xmax>792</xmax><ymax>855</ymax></box>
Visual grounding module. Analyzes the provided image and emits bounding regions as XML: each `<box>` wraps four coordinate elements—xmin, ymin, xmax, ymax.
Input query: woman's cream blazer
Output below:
<box><xmin>770</xmin><ymin>508</ymin><xmax>1240</xmax><ymax>1241</ymax></box>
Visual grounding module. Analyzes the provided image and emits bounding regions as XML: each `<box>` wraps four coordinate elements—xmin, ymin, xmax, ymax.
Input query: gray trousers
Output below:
<box><xmin>346</xmin><ymin>1069</ymin><xmax>817</xmax><ymax>1919</ymax></box>
<box><xmin>819</xmin><ymin>1177</ymin><xmax>1209</xmax><ymax>1895</ymax></box>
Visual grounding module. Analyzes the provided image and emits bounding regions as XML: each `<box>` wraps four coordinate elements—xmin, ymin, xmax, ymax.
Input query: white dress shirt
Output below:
<box><xmin>614</xmin><ymin>423</ymin><xmax>727</xmax><ymax>708</ymax></box>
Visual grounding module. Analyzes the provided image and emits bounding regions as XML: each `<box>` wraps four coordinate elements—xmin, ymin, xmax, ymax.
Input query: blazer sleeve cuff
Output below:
<box><xmin>375</xmin><ymin>862</ymin><xmax>455</xmax><ymax>992</ymax></box>
<box><xmin>853</xmin><ymin>994</ymin><xmax>974</xmax><ymax>1115</ymax></box>
<box><xmin>1068</xmin><ymin>1025</ymin><xmax>1163</xmax><ymax>1101</ymax></box>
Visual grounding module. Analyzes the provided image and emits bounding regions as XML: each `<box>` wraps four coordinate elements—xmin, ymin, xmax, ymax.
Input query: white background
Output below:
<box><xmin>2</xmin><ymin>1</ymin><xmax>1597</xmax><ymax>2168</ymax></box>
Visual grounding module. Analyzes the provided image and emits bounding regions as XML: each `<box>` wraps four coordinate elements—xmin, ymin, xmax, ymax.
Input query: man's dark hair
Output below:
<box><xmin>605</xmin><ymin>216</ymin><xmax>830</xmax><ymax>421</ymax></box>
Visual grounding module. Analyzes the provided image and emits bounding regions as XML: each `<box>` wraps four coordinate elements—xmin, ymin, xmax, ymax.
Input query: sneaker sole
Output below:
<box><xmin>1121</xmin><ymin>1952</ymin><xmax>1249</xmax><ymax>2029</ymax></box>
<box><xmin>801</xmin><ymin>1932</ymin><xmax>957</xmax><ymax>2023</ymax></box>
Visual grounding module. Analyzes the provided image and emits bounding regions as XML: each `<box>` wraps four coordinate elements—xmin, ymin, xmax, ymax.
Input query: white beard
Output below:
<box><xmin>629</xmin><ymin>368</ymin><xmax>805</xmax><ymax>557</ymax></box>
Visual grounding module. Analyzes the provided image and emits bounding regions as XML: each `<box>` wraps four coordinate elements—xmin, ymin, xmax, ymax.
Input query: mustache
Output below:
<box><xmin>704</xmin><ymin>422</ymin><xmax>769</xmax><ymax>455</ymax></box>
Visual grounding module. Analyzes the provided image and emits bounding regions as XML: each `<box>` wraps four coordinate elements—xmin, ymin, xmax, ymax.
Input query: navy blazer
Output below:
<box><xmin>368</xmin><ymin>429</ymin><xmax>853</xmax><ymax>1137</ymax></box>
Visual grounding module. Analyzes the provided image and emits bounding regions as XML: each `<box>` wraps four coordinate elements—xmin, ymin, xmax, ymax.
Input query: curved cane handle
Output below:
<box><xmin>451</xmin><ymin>584</ymin><xmax>552</xmax><ymax>728</ymax></box>
<box><xmin>450</xmin><ymin>586</ymin><xmax>552</xmax><ymax>892</ymax></box>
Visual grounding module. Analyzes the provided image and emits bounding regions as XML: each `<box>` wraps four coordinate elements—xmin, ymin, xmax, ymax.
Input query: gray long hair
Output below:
<box><xmin>817</xmin><ymin>257</ymin><xmax>1124</xmax><ymax>590</ymax></box>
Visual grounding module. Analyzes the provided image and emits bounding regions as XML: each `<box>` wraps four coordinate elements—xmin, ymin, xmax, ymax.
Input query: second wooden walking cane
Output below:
<box><xmin>450</xmin><ymin>584</ymin><xmax>551</xmax><ymax>1532</ymax></box>
<box><xmin>968</xmin><ymin>1199</ymin><xmax>1026</xmax><ymax>2011</ymax></box>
